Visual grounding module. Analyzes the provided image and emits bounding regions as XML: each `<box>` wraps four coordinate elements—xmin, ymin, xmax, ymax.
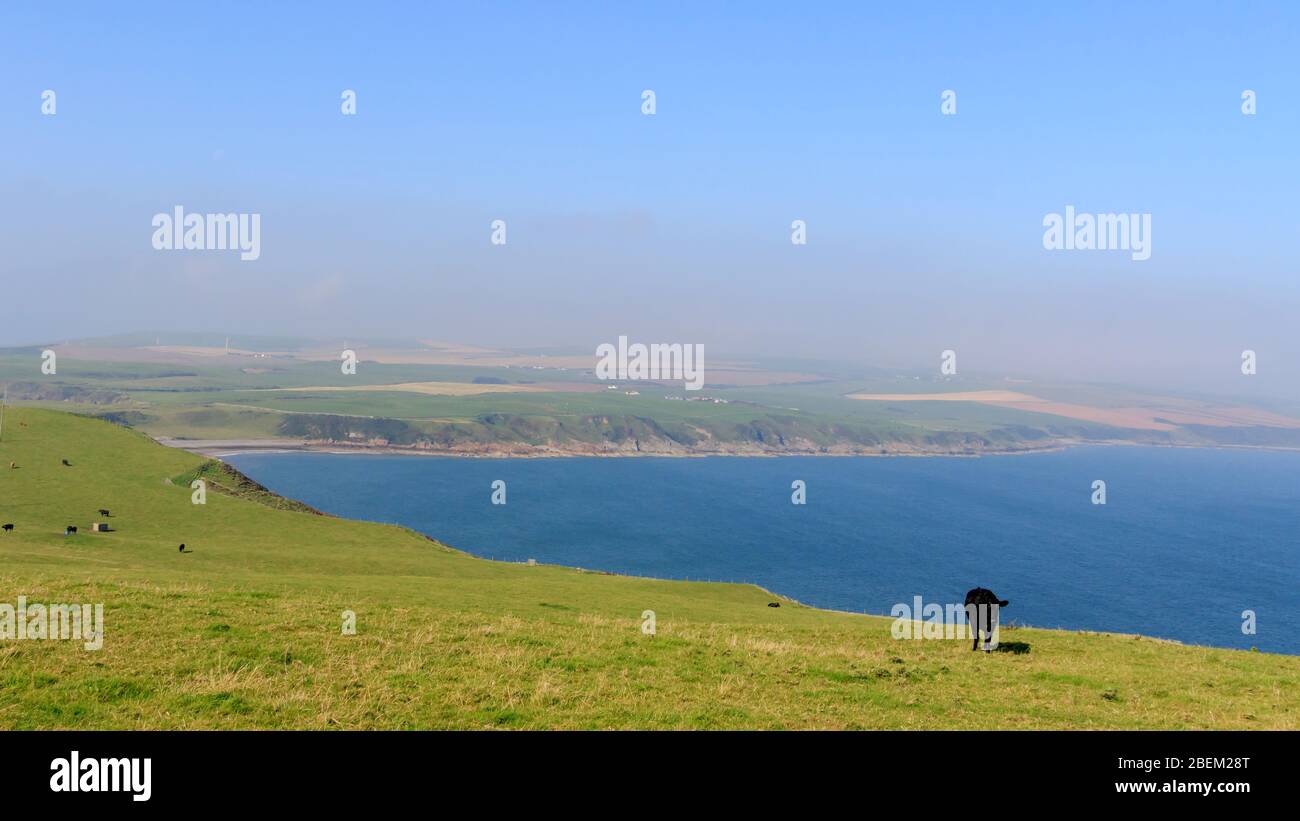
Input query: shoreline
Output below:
<box><xmin>155</xmin><ymin>436</ymin><xmax>1300</xmax><ymax>460</ymax></box>
<box><xmin>158</xmin><ymin>437</ymin><xmax>1078</xmax><ymax>459</ymax></box>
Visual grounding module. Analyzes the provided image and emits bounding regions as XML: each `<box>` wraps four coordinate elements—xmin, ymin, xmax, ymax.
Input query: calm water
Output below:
<box><xmin>228</xmin><ymin>447</ymin><xmax>1300</xmax><ymax>654</ymax></box>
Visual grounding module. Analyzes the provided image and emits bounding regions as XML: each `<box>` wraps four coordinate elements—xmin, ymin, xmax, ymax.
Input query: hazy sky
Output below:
<box><xmin>2</xmin><ymin>2</ymin><xmax>1297</xmax><ymax>398</ymax></box>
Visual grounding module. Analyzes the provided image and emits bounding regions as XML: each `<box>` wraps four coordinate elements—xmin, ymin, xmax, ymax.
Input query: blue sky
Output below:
<box><xmin>2</xmin><ymin>2</ymin><xmax>1297</xmax><ymax>396</ymax></box>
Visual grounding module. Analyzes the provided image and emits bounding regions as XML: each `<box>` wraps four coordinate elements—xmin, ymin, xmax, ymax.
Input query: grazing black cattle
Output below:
<box><xmin>65</xmin><ymin>525</ymin><xmax>78</xmax><ymax>535</ymax></box>
<box><xmin>767</xmin><ymin>602</ymin><xmax>781</xmax><ymax>608</ymax></box>
<box><xmin>61</xmin><ymin>459</ymin><xmax>71</xmax><ymax>466</ymax></box>
<box><xmin>964</xmin><ymin>587</ymin><xmax>1009</xmax><ymax>651</ymax></box>
<box><xmin>178</xmin><ymin>543</ymin><xmax>186</xmax><ymax>553</ymax></box>
<box><xmin>2</xmin><ymin>523</ymin><xmax>13</xmax><ymax>532</ymax></box>
<box><xmin>98</xmin><ymin>509</ymin><xmax>111</xmax><ymax>517</ymax></box>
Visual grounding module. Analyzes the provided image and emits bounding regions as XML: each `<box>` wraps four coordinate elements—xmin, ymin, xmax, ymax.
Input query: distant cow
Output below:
<box><xmin>65</xmin><ymin>525</ymin><xmax>78</xmax><ymax>535</ymax></box>
<box><xmin>178</xmin><ymin>543</ymin><xmax>186</xmax><ymax>553</ymax></box>
<box><xmin>98</xmin><ymin>509</ymin><xmax>111</xmax><ymax>517</ymax></box>
<box><xmin>61</xmin><ymin>459</ymin><xmax>71</xmax><ymax>467</ymax></box>
<box><xmin>2</xmin><ymin>523</ymin><xmax>13</xmax><ymax>532</ymax></box>
<box><xmin>964</xmin><ymin>587</ymin><xmax>1009</xmax><ymax>652</ymax></box>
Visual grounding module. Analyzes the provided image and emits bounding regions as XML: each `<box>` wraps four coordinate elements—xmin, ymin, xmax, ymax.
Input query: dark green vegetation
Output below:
<box><xmin>171</xmin><ymin>459</ymin><xmax>326</xmax><ymax>515</ymax></box>
<box><xmin>1</xmin><ymin>408</ymin><xmax>1297</xmax><ymax>728</ymax></box>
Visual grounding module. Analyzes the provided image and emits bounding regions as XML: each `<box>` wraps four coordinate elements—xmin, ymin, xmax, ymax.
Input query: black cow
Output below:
<box><xmin>2</xmin><ymin>523</ymin><xmax>13</xmax><ymax>532</ymax></box>
<box><xmin>178</xmin><ymin>543</ymin><xmax>186</xmax><ymax>553</ymax></box>
<box><xmin>98</xmin><ymin>509</ymin><xmax>111</xmax><ymax>517</ymax></box>
<box><xmin>964</xmin><ymin>587</ymin><xmax>1009</xmax><ymax>651</ymax></box>
<box><xmin>61</xmin><ymin>459</ymin><xmax>71</xmax><ymax>467</ymax></box>
<box><xmin>65</xmin><ymin>525</ymin><xmax>78</xmax><ymax>535</ymax></box>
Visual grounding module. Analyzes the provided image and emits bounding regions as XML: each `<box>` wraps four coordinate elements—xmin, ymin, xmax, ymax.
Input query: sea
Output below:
<box><xmin>227</xmin><ymin>446</ymin><xmax>1300</xmax><ymax>654</ymax></box>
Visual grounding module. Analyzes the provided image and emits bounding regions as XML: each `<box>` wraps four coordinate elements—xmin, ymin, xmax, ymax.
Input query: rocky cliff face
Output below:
<box><xmin>279</xmin><ymin>412</ymin><xmax>1093</xmax><ymax>457</ymax></box>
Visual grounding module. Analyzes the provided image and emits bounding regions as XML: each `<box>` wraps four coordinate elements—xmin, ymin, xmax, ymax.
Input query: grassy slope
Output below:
<box><xmin>0</xmin><ymin>407</ymin><xmax>1296</xmax><ymax>729</ymax></box>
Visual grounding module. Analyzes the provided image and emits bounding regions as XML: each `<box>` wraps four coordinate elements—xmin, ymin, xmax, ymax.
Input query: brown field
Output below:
<box><xmin>241</xmin><ymin>381</ymin><xmax>549</xmax><ymax>397</ymax></box>
<box><xmin>846</xmin><ymin>391</ymin><xmax>1300</xmax><ymax>432</ymax></box>
<box><xmin>847</xmin><ymin>391</ymin><xmax>1037</xmax><ymax>403</ymax></box>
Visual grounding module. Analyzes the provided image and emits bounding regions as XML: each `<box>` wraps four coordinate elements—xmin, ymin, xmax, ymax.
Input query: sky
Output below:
<box><xmin>1</xmin><ymin>1</ymin><xmax>1297</xmax><ymax>398</ymax></box>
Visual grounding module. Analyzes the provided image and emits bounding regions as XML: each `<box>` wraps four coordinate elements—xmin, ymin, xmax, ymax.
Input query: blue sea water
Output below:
<box><xmin>227</xmin><ymin>447</ymin><xmax>1300</xmax><ymax>654</ymax></box>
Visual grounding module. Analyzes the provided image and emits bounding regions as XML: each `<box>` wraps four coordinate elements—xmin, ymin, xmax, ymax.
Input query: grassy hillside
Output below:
<box><xmin>0</xmin><ymin>407</ymin><xmax>1296</xmax><ymax>729</ymax></box>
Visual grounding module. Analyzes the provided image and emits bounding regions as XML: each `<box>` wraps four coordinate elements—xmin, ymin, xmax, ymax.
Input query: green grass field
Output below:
<box><xmin>0</xmin><ymin>348</ymin><xmax>1144</xmax><ymax>448</ymax></box>
<box><xmin>0</xmin><ymin>407</ymin><xmax>1296</xmax><ymax>729</ymax></box>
